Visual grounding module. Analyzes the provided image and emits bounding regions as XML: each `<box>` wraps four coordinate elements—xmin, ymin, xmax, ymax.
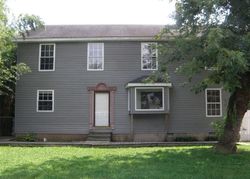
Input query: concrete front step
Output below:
<box><xmin>89</xmin><ymin>128</ymin><xmax>112</xmax><ymax>133</ymax></box>
<box><xmin>87</xmin><ymin>134</ymin><xmax>111</xmax><ymax>138</ymax></box>
<box><xmin>88</xmin><ymin>133</ymin><xmax>111</xmax><ymax>136</ymax></box>
<box><xmin>87</xmin><ymin>137</ymin><xmax>111</xmax><ymax>141</ymax></box>
<box><xmin>87</xmin><ymin>132</ymin><xmax>112</xmax><ymax>142</ymax></box>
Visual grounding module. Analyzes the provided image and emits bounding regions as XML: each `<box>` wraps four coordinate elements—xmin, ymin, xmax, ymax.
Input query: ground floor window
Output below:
<box><xmin>37</xmin><ymin>90</ymin><xmax>54</xmax><ymax>112</ymax></box>
<box><xmin>135</xmin><ymin>87</ymin><xmax>164</xmax><ymax>111</ymax></box>
<box><xmin>205</xmin><ymin>88</ymin><xmax>222</xmax><ymax>117</ymax></box>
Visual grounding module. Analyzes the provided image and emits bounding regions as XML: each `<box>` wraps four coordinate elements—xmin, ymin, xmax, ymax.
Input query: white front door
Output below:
<box><xmin>95</xmin><ymin>93</ymin><xmax>109</xmax><ymax>126</ymax></box>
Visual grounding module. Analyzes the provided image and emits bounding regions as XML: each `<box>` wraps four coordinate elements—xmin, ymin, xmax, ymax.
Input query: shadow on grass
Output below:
<box><xmin>1</xmin><ymin>147</ymin><xmax>250</xmax><ymax>179</ymax></box>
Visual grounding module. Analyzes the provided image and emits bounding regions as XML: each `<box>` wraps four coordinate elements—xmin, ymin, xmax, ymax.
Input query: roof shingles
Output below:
<box><xmin>24</xmin><ymin>25</ymin><xmax>167</xmax><ymax>39</ymax></box>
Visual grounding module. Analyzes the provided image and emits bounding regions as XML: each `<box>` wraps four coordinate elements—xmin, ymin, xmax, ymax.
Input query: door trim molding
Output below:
<box><xmin>88</xmin><ymin>83</ymin><xmax>117</xmax><ymax>129</ymax></box>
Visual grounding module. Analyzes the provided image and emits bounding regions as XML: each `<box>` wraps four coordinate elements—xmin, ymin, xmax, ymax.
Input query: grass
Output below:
<box><xmin>0</xmin><ymin>145</ymin><xmax>250</xmax><ymax>179</ymax></box>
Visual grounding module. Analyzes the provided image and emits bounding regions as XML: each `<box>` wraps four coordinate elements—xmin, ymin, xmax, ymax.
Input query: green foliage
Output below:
<box><xmin>159</xmin><ymin>0</ymin><xmax>250</xmax><ymax>93</ymax></box>
<box><xmin>204</xmin><ymin>136</ymin><xmax>218</xmax><ymax>141</ymax></box>
<box><xmin>143</xmin><ymin>70</ymin><xmax>170</xmax><ymax>83</ymax></box>
<box><xmin>211</xmin><ymin>119</ymin><xmax>225</xmax><ymax>140</ymax></box>
<box><xmin>16</xmin><ymin>14</ymin><xmax>44</xmax><ymax>38</ymax></box>
<box><xmin>159</xmin><ymin>1</ymin><xmax>250</xmax><ymax>148</ymax></box>
<box><xmin>0</xmin><ymin>59</ymin><xmax>31</xmax><ymax>94</ymax></box>
<box><xmin>0</xmin><ymin>0</ymin><xmax>43</xmax><ymax>95</ymax></box>
<box><xmin>15</xmin><ymin>133</ymin><xmax>37</xmax><ymax>142</ymax></box>
<box><xmin>174</xmin><ymin>136</ymin><xmax>198</xmax><ymax>142</ymax></box>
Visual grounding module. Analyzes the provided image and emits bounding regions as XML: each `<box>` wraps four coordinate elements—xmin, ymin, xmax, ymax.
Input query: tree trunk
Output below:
<box><xmin>215</xmin><ymin>86</ymin><xmax>250</xmax><ymax>153</ymax></box>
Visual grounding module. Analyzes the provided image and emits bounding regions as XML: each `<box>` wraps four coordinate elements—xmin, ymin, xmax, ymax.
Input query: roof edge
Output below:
<box><xmin>14</xmin><ymin>36</ymin><xmax>172</xmax><ymax>43</ymax></box>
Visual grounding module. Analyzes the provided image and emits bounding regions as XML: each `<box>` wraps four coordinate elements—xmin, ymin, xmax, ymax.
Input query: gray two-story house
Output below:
<box><xmin>15</xmin><ymin>25</ymin><xmax>229</xmax><ymax>142</ymax></box>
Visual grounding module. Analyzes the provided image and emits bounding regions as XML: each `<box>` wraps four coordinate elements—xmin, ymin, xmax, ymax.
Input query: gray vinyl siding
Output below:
<box><xmin>15</xmin><ymin>41</ymin><xmax>228</xmax><ymax>135</ymax></box>
<box><xmin>166</xmin><ymin>63</ymin><xmax>229</xmax><ymax>133</ymax></box>
<box><xmin>133</xmin><ymin>114</ymin><xmax>166</xmax><ymax>133</ymax></box>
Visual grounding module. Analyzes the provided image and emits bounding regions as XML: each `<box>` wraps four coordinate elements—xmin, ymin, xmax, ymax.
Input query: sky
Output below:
<box><xmin>6</xmin><ymin>0</ymin><xmax>176</xmax><ymax>25</ymax></box>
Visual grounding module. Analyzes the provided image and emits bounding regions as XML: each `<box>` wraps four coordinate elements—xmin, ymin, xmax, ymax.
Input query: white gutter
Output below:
<box><xmin>126</xmin><ymin>83</ymin><xmax>172</xmax><ymax>88</ymax></box>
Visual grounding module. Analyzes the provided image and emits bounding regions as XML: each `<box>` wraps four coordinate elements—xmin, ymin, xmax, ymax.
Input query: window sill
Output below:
<box><xmin>141</xmin><ymin>69</ymin><xmax>158</xmax><ymax>71</ymax></box>
<box><xmin>129</xmin><ymin>110</ymin><xmax>169</xmax><ymax>114</ymax></box>
<box><xmin>87</xmin><ymin>69</ymin><xmax>104</xmax><ymax>71</ymax></box>
<box><xmin>206</xmin><ymin>115</ymin><xmax>222</xmax><ymax>118</ymax></box>
<box><xmin>38</xmin><ymin>70</ymin><xmax>55</xmax><ymax>72</ymax></box>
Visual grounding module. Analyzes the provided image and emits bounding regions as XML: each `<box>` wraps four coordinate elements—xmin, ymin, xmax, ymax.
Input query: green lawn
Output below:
<box><xmin>0</xmin><ymin>145</ymin><xmax>250</xmax><ymax>179</ymax></box>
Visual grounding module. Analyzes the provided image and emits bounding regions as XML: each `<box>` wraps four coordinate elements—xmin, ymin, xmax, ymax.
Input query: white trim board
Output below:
<box><xmin>126</xmin><ymin>83</ymin><xmax>172</xmax><ymax>88</ymax></box>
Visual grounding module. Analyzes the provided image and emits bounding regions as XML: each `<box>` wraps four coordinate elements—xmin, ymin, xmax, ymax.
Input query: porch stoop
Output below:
<box><xmin>87</xmin><ymin>128</ymin><xmax>112</xmax><ymax>141</ymax></box>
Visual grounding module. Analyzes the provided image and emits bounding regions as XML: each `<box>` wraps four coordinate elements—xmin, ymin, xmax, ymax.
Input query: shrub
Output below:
<box><xmin>204</xmin><ymin>136</ymin><xmax>218</xmax><ymax>141</ymax></box>
<box><xmin>211</xmin><ymin>119</ymin><xmax>225</xmax><ymax>140</ymax></box>
<box><xmin>15</xmin><ymin>133</ymin><xmax>37</xmax><ymax>142</ymax></box>
<box><xmin>174</xmin><ymin>136</ymin><xmax>198</xmax><ymax>142</ymax></box>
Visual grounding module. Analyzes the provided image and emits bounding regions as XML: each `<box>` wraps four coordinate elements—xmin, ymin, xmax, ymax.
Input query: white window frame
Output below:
<box><xmin>37</xmin><ymin>90</ymin><xmax>54</xmax><ymax>112</ymax></box>
<box><xmin>141</xmin><ymin>42</ymin><xmax>158</xmax><ymax>71</ymax></box>
<box><xmin>87</xmin><ymin>43</ymin><xmax>104</xmax><ymax>71</ymax></box>
<box><xmin>205</xmin><ymin>88</ymin><xmax>222</xmax><ymax>117</ymax></box>
<box><xmin>38</xmin><ymin>43</ymin><xmax>56</xmax><ymax>71</ymax></box>
<box><xmin>135</xmin><ymin>87</ymin><xmax>164</xmax><ymax>111</ymax></box>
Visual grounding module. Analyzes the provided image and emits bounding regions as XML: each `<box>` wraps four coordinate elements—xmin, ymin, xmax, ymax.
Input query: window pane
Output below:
<box><xmin>206</xmin><ymin>89</ymin><xmax>221</xmax><ymax>116</ymax></box>
<box><xmin>143</xmin><ymin>57</ymin><xmax>151</xmax><ymax>69</ymax></box>
<box><xmin>88</xmin><ymin>43</ymin><xmax>103</xmax><ymax>70</ymax></box>
<box><xmin>40</xmin><ymin>44</ymin><xmax>54</xmax><ymax>70</ymax></box>
<box><xmin>141</xmin><ymin>43</ymin><xmax>157</xmax><ymax>70</ymax></box>
<box><xmin>89</xmin><ymin>50</ymin><xmax>94</xmax><ymax>57</ymax></box>
<box><xmin>215</xmin><ymin>110</ymin><xmax>220</xmax><ymax>115</ymax></box>
<box><xmin>38</xmin><ymin>91</ymin><xmax>53</xmax><ymax>111</ymax></box>
<box><xmin>49</xmin><ymin>45</ymin><xmax>53</xmax><ymax>51</ymax></box>
<box><xmin>39</xmin><ymin>93</ymin><xmax>43</xmax><ymax>100</ymax></box>
<box><xmin>151</xmin><ymin>57</ymin><xmax>157</xmax><ymax>69</ymax></box>
<box><xmin>136</xmin><ymin>88</ymin><xmax>163</xmax><ymax>110</ymax></box>
<box><xmin>39</xmin><ymin>101</ymin><xmax>52</xmax><ymax>110</ymax></box>
<box><xmin>48</xmin><ymin>94</ymin><xmax>52</xmax><ymax>100</ymax></box>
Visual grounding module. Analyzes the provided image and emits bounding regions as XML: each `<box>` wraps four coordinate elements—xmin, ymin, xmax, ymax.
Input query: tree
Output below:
<box><xmin>0</xmin><ymin>0</ymin><xmax>43</xmax><ymax>134</ymax></box>
<box><xmin>16</xmin><ymin>14</ymin><xmax>44</xmax><ymax>39</ymax></box>
<box><xmin>158</xmin><ymin>0</ymin><xmax>250</xmax><ymax>153</ymax></box>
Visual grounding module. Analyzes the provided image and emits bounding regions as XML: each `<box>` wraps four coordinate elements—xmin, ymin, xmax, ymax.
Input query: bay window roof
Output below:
<box><xmin>126</xmin><ymin>75</ymin><xmax>172</xmax><ymax>88</ymax></box>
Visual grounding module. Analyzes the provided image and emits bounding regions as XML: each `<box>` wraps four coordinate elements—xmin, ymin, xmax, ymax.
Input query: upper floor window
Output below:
<box><xmin>87</xmin><ymin>43</ymin><xmax>104</xmax><ymax>71</ymax></box>
<box><xmin>39</xmin><ymin>44</ymin><xmax>55</xmax><ymax>71</ymax></box>
<box><xmin>141</xmin><ymin>42</ymin><xmax>158</xmax><ymax>70</ymax></box>
<box><xmin>205</xmin><ymin>88</ymin><xmax>222</xmax><ymax>117</ymax></box>
<box><xmin>37</xmin><ymin>90</ymin><xmax>54</xmax><ymax>112</ymax></box>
